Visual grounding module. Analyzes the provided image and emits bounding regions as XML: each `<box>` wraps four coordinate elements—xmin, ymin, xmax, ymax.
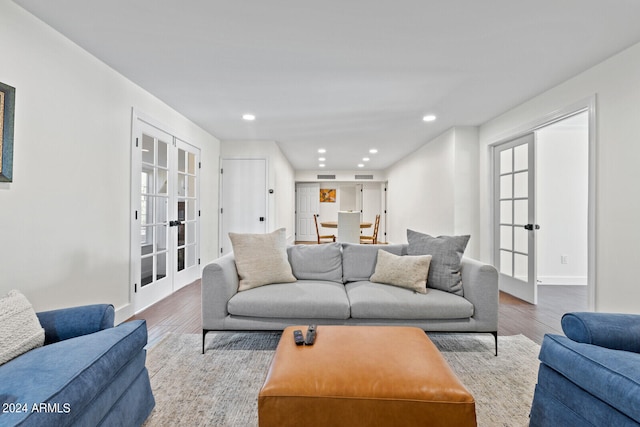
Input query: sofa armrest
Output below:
<box><xmin>202</xmin><ymin>253</ymin><xmax>240</xmax><ymax>329</ymax></box>
<box><xmin>561</xmin><ymin>312</ymin><xmax>640</xmax><ymax>353</ymax></box>
<box><xmin>36</xmin><ymin>304</ymin><xmax>115</xmax><ymax>345</ymax></box>
<box><xmin>460</xmin><ymin>257</ymin><xmax>499</xmax><ymax>331</ymax></box>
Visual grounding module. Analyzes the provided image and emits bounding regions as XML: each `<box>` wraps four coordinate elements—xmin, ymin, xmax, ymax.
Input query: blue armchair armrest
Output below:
<box><xmin>36</xmin><ymin>304</ymin><xmax>115</xmax><ymax>345</ymax></box>
<box><xmin>561</xmin><ymin>312</ymin><xmax>640</xmax><ymax>353</ymax></box>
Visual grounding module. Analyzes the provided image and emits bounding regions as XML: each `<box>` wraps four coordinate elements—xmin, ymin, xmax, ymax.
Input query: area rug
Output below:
<box><xmin>143</xmin><ymin>332</ymin><xmax>540</xmax><ymax>427</ymax></box>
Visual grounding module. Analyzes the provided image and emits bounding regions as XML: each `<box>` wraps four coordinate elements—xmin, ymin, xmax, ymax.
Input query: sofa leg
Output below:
<box><xmin>202</xmin><ymin>330</ymin><xmax>206</xmax><ymax>354</ymax></box>
<box><xmin>491</xmin><ymin>331</ymin><xmax>498</xmax><ymax>356</ymax></box>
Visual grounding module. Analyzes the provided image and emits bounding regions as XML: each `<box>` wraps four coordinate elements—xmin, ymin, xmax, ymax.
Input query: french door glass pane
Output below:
<box><xmin>500</xmin><ymin>175</ymin><xmax>512</xmax><ymax>199</ymax></box>
<box><xmin>177</xmin><ymin>248</ymin><xmax>185</xmax><ymax>271</ymax></box>
<box><xmin>514</xmin><ymin>227</ymin><xmax>528</xmax><ymax>254</ymax></box>
<box><xmin>188</xmin><ymin>153</ymin><xmax>196</xmax><ymax>174</ymax></box>
<box><xmin>157</xmin><ymin>169</ymin><xmax>168</xmax><ymax>194</ymax></box>
<box><xmin>500</xmin><ymin>250</ymin><xmax>513</xmax><ymax>275</ymax></box>
<box><xmin>178</xmin><ymin>174</ymin><xmax>186</xmax><ymax>197</ymax></box>
<box><xmin>514</xmin><ymin>144</ymin><xmax>528</xmax><ymax>171</ymax></box>
<box><xmin>156</xmin><ymin>225</ymin><xmax>167</xmax><ymax>251</ymax></box>
<box><xmin>514</xmin><ymin>254</ymin><xmax>528</xmax><ymax>281</ymax></box>
<box><xmin>142</xmin><ymin>135</ymin><xmax>154</xmax><ymax>164</ymax></box>
<box><xmin>500</xmin><ymin>200</ymin><xmax>512</xmax><ymax>224</ymax></box>
<box><xmin>514</xmin><ymin>172</ymin><xmax>528</xmax><ymax>198</ymax></box>
<box><xmin>178</xmin><ymin>150</ymin><xmax>186</xmax><ymax>173</ymax></box>
<box><xmin>500</xmin><ymin>149</ymin><xmax>513</xmax><ymax>174</ymax></box>
<box><xmin>187</xmin><ymin>200</ymin><xmax>196</xmax><ymax>221</ymax></box>
<box><xmin>514</xmin><ymin>200</ymin><xmax>528</xmax><ymax>225</ymax></box>
<box><xmin>500</xmin><ymin>226</ymin><xmax>512</xmax><ymax>250</ymax></box>
<box><xmin>186</xmin><ymin>245</ymin><xmax>196</xmax><ymax>268</ymax></box>
<box><xmin>158</xmin><ymin>140</ymin><xmax>168</xmax><ymax>168</ymax></box>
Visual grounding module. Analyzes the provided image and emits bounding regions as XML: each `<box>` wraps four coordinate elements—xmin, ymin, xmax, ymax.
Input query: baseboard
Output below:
<box><xmin>537</xmin><ymin>276</ymin><xmax>587</xmax><ymax>286</ymax></box>
<box><xmin>115</xmin><ymin>303</ymin><xmax>135</xmax><ymax>325</ymax></box>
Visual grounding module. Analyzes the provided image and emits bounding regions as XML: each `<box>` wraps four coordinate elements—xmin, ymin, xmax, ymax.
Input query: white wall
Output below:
<box><xmin>385</xmin><ymin>127</ymin><xmax>479</xmax><ymax>257</ymax></box>
<box><xmin>0</xmin><ymin>1</ymin><xmax>220</xmax><ymax>322</ymax></box>
<box><xmin>479</xmin><ymin>41</ymin><xmax>640</xmax><ymax>313</ymax></box>
<box><xmin>220</xmin><ymin>140</ymin><xmax>295</xmax><ymax>241</ymax></box>
<box><xmin>536</xmin><ymin>114</ymin><xmax>589</xmax><ymax>285</ymax></box>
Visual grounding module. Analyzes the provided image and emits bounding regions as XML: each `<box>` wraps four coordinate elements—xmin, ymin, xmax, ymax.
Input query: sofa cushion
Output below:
<box><xmin>228</xmin><ymin>281</ymin><xmax>351</xmax><ymax>319</ymax></box>
<box><xmin>346</xmin><ymin>281</ymin><xmax>474</xmax><ymax>320</ymax></box>
<box><xmin>0</xmin><ymin>320</ymin><xmax>148</xmax><ymax>426</ymax></box>
<box><xmin>342</xmin><ymin>243</ymin><xmax>406</xmax><ymax>282</ymax></box>
<box><xmin>229</xmin><ymin>228</ymin><xmax>296</xmax><ymax>291</ymax></box>
<box><xmin>0</xmin><ymin>290</ymin><xmax>45</xmax><ymax>366</ymax></box>
<box><xmin>538</xmin><ymin>334</ymin><xmax>640</xmax><ymax>422</ymax></box>
<box><xmin>287</xmin><ymin>243</ymin><xmax>342</xmax><ymax>283</ymax></box>
<box><xmin>407</xmin><ymin>229</ymin><xmax>469</xmax><ymax>296</ymax></box>
<box><xmin>370</xmin><ymin>249</ymin><xmax>432</xmax><ymax>294</ymax></box>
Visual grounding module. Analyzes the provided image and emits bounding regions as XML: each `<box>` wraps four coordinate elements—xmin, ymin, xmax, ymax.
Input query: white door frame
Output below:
<box><xmin>489</xmin><ymin>95</ymin><xmax>597</xmax><ymax>309</ymax></box>
<box><xmin>295</xmin><ymin>182</ymin><xmax>320</xmax><ymax>242</ymax></box>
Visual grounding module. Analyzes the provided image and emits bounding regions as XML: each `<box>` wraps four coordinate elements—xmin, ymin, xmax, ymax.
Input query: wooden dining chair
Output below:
<box><xmin>360</xmin><ymin>214</ymin><xmax>380</xmax><ymax>244</ymax></box>
<box><xmin>314</xmin><ymin>214</ymin><xmax>336</xmax><ymax>244</ymax></box>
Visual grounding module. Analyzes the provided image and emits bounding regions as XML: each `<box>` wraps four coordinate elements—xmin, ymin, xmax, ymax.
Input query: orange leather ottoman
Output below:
<box><xmin>258</xmin><ymin>326</ymin><xmax>476</xmax><ymax>427</ymax></box>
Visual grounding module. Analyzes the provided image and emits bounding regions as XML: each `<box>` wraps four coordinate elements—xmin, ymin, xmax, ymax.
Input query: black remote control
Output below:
<box><xmin>293</xmin><ymin>329</ymin><xmax>304</xmax><ymax>346</ymax></box>
<box><xmin>305</xmin><ymin>325</ymin><xmax>317</xmax><ymax>345</ymax></box>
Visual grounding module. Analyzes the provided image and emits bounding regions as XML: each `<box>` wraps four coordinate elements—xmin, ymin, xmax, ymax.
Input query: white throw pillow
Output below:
<box><xmin>0</xmin><ymin>290</ymin><xmax>45</xmax><ymax>365</ymax></box>
<box><xmin>370</xmin><ymin>249</ymin><xmax>432</xmax><ymax>294</ymax></box>
<box><xmin>229</xmin><ymin>228</ymin><xmax>296</xmax><ymax>291</ymax></box>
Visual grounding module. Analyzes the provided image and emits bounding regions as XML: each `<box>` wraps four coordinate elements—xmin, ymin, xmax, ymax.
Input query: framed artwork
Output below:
<box><xmin>0</xmin><ymin>81</ymin><xmax>15</xmax><ymax>182</ymax></box>
<box><xmin>320</xmin><ymin>188</ymin><xmax>336</xmax><ymax>203</ymax></box>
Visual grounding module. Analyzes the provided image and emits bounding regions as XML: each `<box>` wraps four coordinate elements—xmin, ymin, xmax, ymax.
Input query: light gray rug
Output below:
<box><xmin>143</xmin><ymin>332</ymin><xmax>540</xmax><ymax>427</ymax></box>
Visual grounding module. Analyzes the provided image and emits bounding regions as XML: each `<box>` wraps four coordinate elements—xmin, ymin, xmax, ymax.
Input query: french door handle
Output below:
<box><xmin>524</xmin><ymin>224</ymin><xmax>540</xmax><ymax>231</ymax></box>
<box><xmin>169</xmin><ymin>220</ymin><xmax>183</xmax><ymax>227</ymax></box>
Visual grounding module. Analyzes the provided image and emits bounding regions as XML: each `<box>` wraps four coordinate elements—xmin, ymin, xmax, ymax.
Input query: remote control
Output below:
<box><xmin>305</xmin><ymin>325</ymin><xmax>317</xmax><ymax>345</ymax></box>
<box><xmin>293</xmin><ymin>329</ymin><xmax>305</xmax><ymax>346</ymax></box>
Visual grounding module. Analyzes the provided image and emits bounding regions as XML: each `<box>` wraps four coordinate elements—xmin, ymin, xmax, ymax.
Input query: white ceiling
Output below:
<box><xmin>14</xmin><ymin>0</ymin><xmax>640</xmax><ymax>170</ymax></box>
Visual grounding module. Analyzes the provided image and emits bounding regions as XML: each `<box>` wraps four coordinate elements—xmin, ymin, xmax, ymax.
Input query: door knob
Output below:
<box><xmin>524</xmin><ymin>224</ymin><xmax>540</xmax><ymax>230</ymax></box>
<box><xmin>169</xmin><ymin>220</ymin><xmax>183</xmax><ymax>227</ymax></box>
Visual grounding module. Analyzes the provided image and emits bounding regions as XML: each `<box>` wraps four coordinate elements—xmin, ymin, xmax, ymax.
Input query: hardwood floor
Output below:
<box><xmin>131</xmin><ymin>280</ymin><xmax>588</xmax><ymax>346</ymax></box>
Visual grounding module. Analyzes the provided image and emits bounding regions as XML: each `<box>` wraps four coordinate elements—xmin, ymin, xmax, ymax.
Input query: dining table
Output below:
<box><xmin>320</xmin><ymin>221</ymin><xmax>372</xmax><ymax>229</ymax></box>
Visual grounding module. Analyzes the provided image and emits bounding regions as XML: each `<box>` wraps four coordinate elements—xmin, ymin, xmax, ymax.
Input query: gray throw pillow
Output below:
<box><xmin>229</xmin><ymin>228</ymin><xmax>296</xmax><ymax>291</ymax></box>
<box><xmin>0</xmin><ymin>290</ymin><xmax>45</xmax><ymax>365</ymax></box>
<box><xmin>287</xmin><ymin>243</ymin><xmax>343</xmax><ymax>283</ymax></box>
<box><xmin>406</xmin><ymin>229</ymin><xmax>469</xmax><ymax>296</ymax></box>
<box><xmin>370</xmin><ymin>249</ymin><xmax>432</xmax><ymax>294</ymax></box>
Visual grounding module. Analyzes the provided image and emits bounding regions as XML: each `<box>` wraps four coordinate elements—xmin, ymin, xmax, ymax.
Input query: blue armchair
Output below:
<box><xmin>530</xmin><ymin>312</ymin><xmax>640</xmax><ymax>426</ymax></box>
<box><xmin>0</xmin><ymin>304</ymin><xmax>155</xmax><ymax>426</ymax></box>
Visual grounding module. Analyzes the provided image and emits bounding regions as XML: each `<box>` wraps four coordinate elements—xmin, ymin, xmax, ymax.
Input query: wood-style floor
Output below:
<box><xmin>131</xmin><ymin>280</ymin><xmax>588</xmax><ymax>346</ymax></box>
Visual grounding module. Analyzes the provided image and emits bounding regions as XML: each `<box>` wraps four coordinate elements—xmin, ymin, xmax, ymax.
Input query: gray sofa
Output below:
<box><xmin>202</xmin><ymin>243</ymin><xmax>499</xmax><ymax>353</ymax></box>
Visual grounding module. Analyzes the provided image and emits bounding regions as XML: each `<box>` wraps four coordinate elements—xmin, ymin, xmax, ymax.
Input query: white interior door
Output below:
<box><xmin>296</xmin><ymin>183</ymin><xmax>319</xmax><ymax>242</ymax></box>
<box><xmin>494</xmin><ymin>133</ymin><xmax>538</xmax><ymax>304</ymax></box>
<box><xmin>220</xmin><ymin>158</ymin><xmax>267</xmax><ymax>255</ymax></box>
<box><xmin>131</xmin><ymin>119</ymin><xmax>200</xmax><ymax>312</ymax></box>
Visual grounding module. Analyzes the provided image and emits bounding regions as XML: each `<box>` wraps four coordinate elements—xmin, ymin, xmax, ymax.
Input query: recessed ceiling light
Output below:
<box><xmin>318</xmin><ymin>148</ymin><xmax>326</xmax><ymax>154</ymax></box>
<box><xmin>319</xmin><ymin>164</ymin><xmax>326</xmax><ymax>168</ymax></box>
<box><xmin>362</xmin><ymin>157</ymin><xmax>370</xmax><ymax>162</ymax></box>
<box><xmin>242</xmin><ymin>114</ymin><xmax>256</xmax><ymax>121</ymax></box>
<box><xmin>319</xmin><ymin>157</ymin><xmax>326</xmax><ymax>161</ymax></box>
<box><xmin>422</xmin><ymin>114</ymin><xmax>436</xmax><ymax>122</ymax></box>
<box><xmin>357</xmin><ymin>163</ymin><xmax>365</xmax><ymax>168</ymax></box>
<box><xmin>369</xmin><ymin>149</ymin><xmax>378</xmax><ymax>154</ymax></box>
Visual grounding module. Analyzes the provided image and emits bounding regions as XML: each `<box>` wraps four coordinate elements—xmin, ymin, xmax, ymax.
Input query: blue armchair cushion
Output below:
<box><xmin>539</xmin><ymin>334</ymin><xmax>640</xmax><ymax>422</ymax></box>
<box><xmin>0</xmin><ymin>320</ymin><xmax>148</xmax><ymax>426</ymax></box>
<box><xmin>562</xmin><ymin>312</ymin><xmax>640</xmax><ymax>353</ymax></box>
<box><xmin>36</xmin><ymin>304</ymin><xmax>114</xmax><ymax>345</ymax></box>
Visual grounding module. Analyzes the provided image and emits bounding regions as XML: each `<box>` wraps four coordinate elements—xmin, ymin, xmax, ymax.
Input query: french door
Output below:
<box><xmin>494</xmin><ymin>133</ymin><xmax>538</xmax><ymax>304</ymax></box>
<box><xmin>132</xmin><ymin>119</ymin><xmax>200</xmax><ymax>312</ymax></box>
